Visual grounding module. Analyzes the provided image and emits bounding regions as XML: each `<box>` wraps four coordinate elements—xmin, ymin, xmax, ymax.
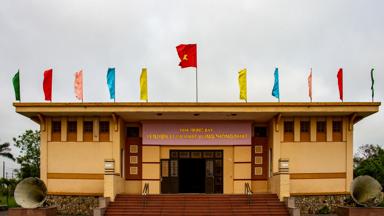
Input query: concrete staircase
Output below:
<box><xmin>104</xmin><ymin>193</ymin><xmax>290</xmax><ymax>216</ymax></box>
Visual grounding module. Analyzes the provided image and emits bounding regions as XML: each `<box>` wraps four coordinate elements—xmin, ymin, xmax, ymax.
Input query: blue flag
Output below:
<box><xmin>272</xmin><ymin>68</ymin><xmax>280</xmax><ymax>100</ymax></box>
<box><xmin>107</xmin><ymin>68</ymin><xmax>115</xmax><ymax>100</ymax></box>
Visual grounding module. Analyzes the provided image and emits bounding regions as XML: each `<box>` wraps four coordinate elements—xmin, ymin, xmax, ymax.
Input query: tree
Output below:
<box><xmin>0</xmin><ymin>178</ymin><xmax>17</xmax><ymax>206</ymax></box>
<box><xmin>354</xmin><ymin>144</ymin><xmax>384</xmax><ymax>188</ymax></box>
<box><xmin>0</xmin><ymin>142</ymin><xmax>15</xmax><ymax>161</ymax></box>
<box><xmin>13</xmin><ymin>130</ymin><xmax>40</xmax><ymax>179</ymax></box>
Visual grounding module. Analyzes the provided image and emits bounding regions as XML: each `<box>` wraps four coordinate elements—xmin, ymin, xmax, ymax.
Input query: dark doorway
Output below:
<box><xmin>161</xmin><ymin>150</ymin><xmax>223</xmax><ymax>194</ymax></box>
<box><xmin>179</xmin><ymin>159</ymin><xmax>205</xmax><ymax>193</ymax></box>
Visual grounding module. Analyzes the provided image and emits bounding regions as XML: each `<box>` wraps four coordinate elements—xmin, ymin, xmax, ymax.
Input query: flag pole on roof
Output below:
<box><xmin>12</xmin><ymin>70</ymin><xmax>21</xmax><ymax>102</ymax></box>
<box><xmin>272</xmin><ymin>67</ymin><xmax>280</xmax><ymax>102</ymax></box>
<box><xmin>308</xmin><ymin>68</ymin><xmax>313</xmax><ymax>102</ymax></box>
<box><xmin>371</xmin><ymin>68</ymin><xmax>375</xmax><ymax>102</ymax></box>
<box><xmin>74</xmin><ymin>70</ymin><xmax>84</xmax><ymax>103</ymax></box>
<box><xmin>43</xmin><ymin>68</ymin><xmax>53</xmax><ymax>102</ymax></box>
<box><xmin>107</xmin><ymin>68</ymin><xmax>116</xmax><ymax>102</ymax></box>
<box><xmin>140</xmin><ymin>68</ymin><xmax>148</xmax><ymax>102</ymax></box>
<box><xmin>337</xmin><ymin>68</ymin><xmax>343</xmax><ymax>102</ymax></box>
<box><xmin>238</xmin><ymin>68</ymin><xmax>247</xmax><ymax>102</ymax></box>
<box><xmin>176</xmin><ymin>44</ymin><xmax>198</xmax><ymax>102</ymax></box>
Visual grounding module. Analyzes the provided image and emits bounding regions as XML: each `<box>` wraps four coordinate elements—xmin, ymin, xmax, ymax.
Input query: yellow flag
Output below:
<box><xmin>238</xmin><ymin>69</ymin><xmax>247</xmax><ymax>101</ymax></box>
<box><xmin>140</xmin><ymin>68</ymin><xmax>148</xmax><ymax>101</ymax></box>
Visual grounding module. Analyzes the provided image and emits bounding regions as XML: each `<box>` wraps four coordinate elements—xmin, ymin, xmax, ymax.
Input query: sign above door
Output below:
<box><xmin>142</xmin><ymin>121</ymin><xmax>252</xmax><ymax>145</ymax></box>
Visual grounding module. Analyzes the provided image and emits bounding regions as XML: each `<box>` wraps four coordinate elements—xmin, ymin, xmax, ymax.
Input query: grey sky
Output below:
<box><xmin>0</xmin><ymin>0</ymin><xmax>383</xmax><ymax>171</ymax></box>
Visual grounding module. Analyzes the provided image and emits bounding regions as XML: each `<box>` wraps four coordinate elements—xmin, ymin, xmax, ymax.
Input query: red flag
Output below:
<box><xmin>176</xmin><ymin>44</ymin><xmax>197</xmax><ymax>68</ymax></box>
<box><xmin>43</xmin><ymin>69</ymin><xmax>52</xmax><ymax>101</ymax></box>
<box><xmin>337</xmin><ymin>68</ymin><xmax>343</xmax><ymax>101</ymax></box>
<box><xmin>308</xmin><ymin>68</ymin><xmax>312</xmax><ymax>102</ymax></box>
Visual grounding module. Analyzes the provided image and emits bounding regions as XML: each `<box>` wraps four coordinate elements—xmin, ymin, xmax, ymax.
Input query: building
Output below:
<box><xmin>14</xmin><ymin>102</ymin><xmax>380</xmax><ymax>201</ymax></box>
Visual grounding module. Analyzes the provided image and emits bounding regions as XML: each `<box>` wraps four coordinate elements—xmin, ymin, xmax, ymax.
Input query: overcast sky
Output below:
<box><xmin>0</xmin><ymin>0</ymin><xmax>383</xmax><ymax>172</ymax></box>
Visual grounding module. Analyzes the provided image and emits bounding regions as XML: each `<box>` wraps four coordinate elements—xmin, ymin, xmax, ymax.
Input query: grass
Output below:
<box><xmin>0</xmin><ymin>195</ymin><xmax>18</xmax><ymax>208</ymax></box>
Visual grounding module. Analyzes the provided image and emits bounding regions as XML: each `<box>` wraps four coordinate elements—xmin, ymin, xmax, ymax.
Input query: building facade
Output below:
<box><xmin>14</xmin><ymin>102</ymin><xmax>380</xmax><ymax>201</ymax></box>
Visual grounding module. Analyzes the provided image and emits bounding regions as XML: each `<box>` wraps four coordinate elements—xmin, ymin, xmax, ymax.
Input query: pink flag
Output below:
<box><xmin>308</xmin><ymin>68</ymin><xmax>312</xmax><ymax>102</ymax></box>
<box><xmin>74</xmin><ymin>70</ymin><xmax>83</xmax><ymax>101</ymax></box>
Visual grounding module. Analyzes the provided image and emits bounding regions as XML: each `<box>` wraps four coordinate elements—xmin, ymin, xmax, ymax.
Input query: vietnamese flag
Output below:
<box><xmin>176</xmin><ymin>44</ymin><xmax>197</xmax><ymax>68</ymax></box>
<box><xmin>43</xmin><ymin>68</ymin><xmax>53</xmax><ymax>101</ymax></box>
<box><xmin>337</xmin><ymin>68</ymin><xmax>343</xmax><ymax>101</ymax></box>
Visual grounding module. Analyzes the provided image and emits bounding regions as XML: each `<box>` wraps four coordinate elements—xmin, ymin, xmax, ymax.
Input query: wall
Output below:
<box><xmin>271</xmin><ymin>116</ymin><xmax>352</xmax><ymax>195</ymax></box>
<box><xmin>42</xmin><ymin>116</ymin><xmax>124</xmax><ymax>196</ymax></box>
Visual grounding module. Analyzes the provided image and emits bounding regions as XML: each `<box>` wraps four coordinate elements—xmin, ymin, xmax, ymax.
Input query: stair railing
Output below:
<box><xmin>142</xmin><ymin>183</ymin><xmax>149</xmax><ymax>207</ymax></box>
<box><xmin>244</xmin><ymin>182</ymin><xmax>253</xmax><ymax>205</ymax></box>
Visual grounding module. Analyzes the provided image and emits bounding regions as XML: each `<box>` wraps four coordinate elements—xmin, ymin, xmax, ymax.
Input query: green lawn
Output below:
<box><xmin>0</xmin><ymin>195</ymin><xmax>18</xmax><ymax>208</ymax></box>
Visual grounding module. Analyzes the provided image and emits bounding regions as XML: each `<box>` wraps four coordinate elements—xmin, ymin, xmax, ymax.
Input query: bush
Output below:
<box><xmin>316</xmin><ymin>205</ymin><xmax>331</xmax><ymax>214</ymax></box>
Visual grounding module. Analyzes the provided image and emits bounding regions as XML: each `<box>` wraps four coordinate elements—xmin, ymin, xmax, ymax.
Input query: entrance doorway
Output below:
<box><xmin>161</xmin><ymin>150</ymin><xmax>223</xmax><ymax>194</ymax></box>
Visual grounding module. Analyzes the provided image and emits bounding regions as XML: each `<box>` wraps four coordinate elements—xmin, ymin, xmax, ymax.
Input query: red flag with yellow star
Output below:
<box><xmin>176</xmin><ymin>44</ymin><xmax>197</xmax><ymax>68</ymax></box>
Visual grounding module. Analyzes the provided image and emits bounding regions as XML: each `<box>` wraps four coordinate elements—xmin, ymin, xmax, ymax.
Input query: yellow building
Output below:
<box><xmin>14</xmin><ymin>102</ymin><xmax>380</xmax><ymax>201</ymax></box>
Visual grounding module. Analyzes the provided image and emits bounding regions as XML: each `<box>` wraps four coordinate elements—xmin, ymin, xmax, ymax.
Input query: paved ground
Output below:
<box><xmin>0</xmin><ymin>211</ymin><xmax>6</xmax><ymax>216</ymax></box>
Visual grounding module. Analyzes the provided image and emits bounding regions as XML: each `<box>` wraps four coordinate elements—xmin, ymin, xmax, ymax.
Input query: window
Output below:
<box><xmin>254</xmin><ymin>127</ymin><xmax>267</xmax><ymax>137</ymax></box>
<box><xmin>83</xmin><ymin>121</ymin><xmax>93</xmax><ymax>142</ymax></box>
<box><xmin>99</xmin><ymin>121</ymin><xmax>110</xmax><ymax>141</ymax></box>
<box><xmin>316</xmin><ymin>121</ymin><xmax>326</xmax><ymax>141</ymax></box>
<box><xmin>51</xmin><ymin>121</ymin><xmax>61</xmax><ymax>141</ymax></box>
<box><xmin>284</xmin><ymin>121</ymin><xmax>294</xmax><ymax>142</ymax></box>
<box><xmin>300</xmin><ymin>121</ymin><xmax>310</xmax><ymax>142</ymax></box>
<box><xmin>333</xmin><ymin>121</ymin><xmax>342</xmax><ymax>141</ymax></box>
<box><xmin>67</xmin><ymin>121</ymin><xmax>77</xmax><ymax>141</ymax></box>
<box><xmin>127</xmin><ymin>127</ymin><xmax>140</xmax><ymax>138</ymax></box>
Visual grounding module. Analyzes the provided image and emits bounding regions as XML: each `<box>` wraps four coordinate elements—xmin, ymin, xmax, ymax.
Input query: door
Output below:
<box><xmin>205</xmin><ymin>159</ymin><xmax>214</xmax><ymax>193</ymax></box>
<box><xmin>160</xmin><ymin>159</ymin><xmax>179</xmax><ymax>193</ymax></box>
<box><xmin>179</xmin><ymin>159</ymin><xmax>205</xmax><ymax>193</ymax></box>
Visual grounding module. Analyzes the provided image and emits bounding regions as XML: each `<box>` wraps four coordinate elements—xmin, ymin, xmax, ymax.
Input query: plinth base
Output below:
<box><xmin>8</xmin><ymin>206</ymin><xmax>57</xmax><ymax>216</ymax></box>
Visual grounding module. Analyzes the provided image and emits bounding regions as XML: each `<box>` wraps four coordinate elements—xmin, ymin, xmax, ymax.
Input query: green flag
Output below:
<box><xmin>12</xmin><ymin>70</ymin><xmax>20</xmax><ymax>101</ymax></box>
<box><xmin>371</xmin><ymin>68</ymin><xmax>375</xmax><ymax>102</ymax></box>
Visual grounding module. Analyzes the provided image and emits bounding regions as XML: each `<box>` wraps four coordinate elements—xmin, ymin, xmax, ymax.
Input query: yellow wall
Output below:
<box><xmin>44</xmin><ymin>116</ymin><xmax>126</xmax><ymax>196</ymax></box>
<box><xmin>290</xmin><ymin>179</ymin><xmax>346</xmax><ymax>194</ymax></box>
<box><xmin>271</xmin><ymin>117</ymin><xmax>352</xmax><ymax>195</ymax></box>
<box><xmin>252</xmin><ymin>180</ymin><xmax>268</xmax><ymax>192</ymax></box>
<box><xmin>280</xmin><ymin>142</ymin><xmax>346</xmax><ymax>173</ymax></box>
<box><xmin>39</xmin><ymin>114</ymin><xmax>357</xmax><ymax>197</ymax></box>
<box><xmin>48</xmin><ymin>142</ymin><xmax>112</xmax><ymax>173</ymax></box>
<box><xmin>48</xmin><ymin>179</ymin><xmax>104</xmax><ymax>195</ymax></box>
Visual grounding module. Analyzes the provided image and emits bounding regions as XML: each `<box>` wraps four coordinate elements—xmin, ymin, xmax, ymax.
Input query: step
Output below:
<box><xmin>105</xmin><ymin>194</ymin><xmax>289</xmax><ymax>216</ymax></box>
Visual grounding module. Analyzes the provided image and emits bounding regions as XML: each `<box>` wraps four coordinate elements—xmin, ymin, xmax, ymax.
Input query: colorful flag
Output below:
<box><xmin>272</xmin><ymin>68</ymin><xmax>280</xmax><ymax>101</ymax></box>
<box><xmin>238</xmin><ymin>69</ymin><xmax>247</xmax><ymax>101</ymax></box>
<box><xmin>43</xmin><ymin>68</ymin><xmax>53</xmax><ymax>101</ymax></box>
<box><xmin>308</xmin><ymin>68</ymin><xmax>312</xmax><ymax>102</ymax></box>
<box><xmin>140</xmin><ymin>68</ymin><xmax>148</xmax><ymax>101</ymax></box>
<box><xmin>337</xmin><ymin>68</ymin><xmax>343</xmax><ymax>101</ymax></box>
<box><xmin>176</xmin><ymin>44</ymin><xmax>197</xmax><ymax>68</ymax></box>
<box><xmin>107</xmin><ymin>68</ymin><xmax>115</xmax><ymax>100</ymax></box>
<box><xmin>12</xmin><ymin>70</ymin><xmax>20</xmax><ymax>101</ymax></box>
<box><xmin>371</xmin><ymin>68</ymin><xmax>375</xmax><ymax>102</ymax></box>
<box><xmin>74</xmin><ymin>70</ymin><xmax>83</xmax><ymax>101</ymax></box>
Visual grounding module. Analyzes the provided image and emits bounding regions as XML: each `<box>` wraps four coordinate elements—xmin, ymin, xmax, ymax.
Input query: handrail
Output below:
<box><xmin>142</xmin><ymin>183</ymin><xmax>149</xmax><ymax>207</ymax></box>
<box><xmin>245</xmin><ymin>182</ymin><xmax>253</xmax><ymax>205</ymax></box>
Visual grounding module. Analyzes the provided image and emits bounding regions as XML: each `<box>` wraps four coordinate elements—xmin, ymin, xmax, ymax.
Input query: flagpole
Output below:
<box><xmin>19</xmin><ymin>69</ymin><xmax>21</xmax><ymax>102</ymax></box>
<box><xmin>371</xmin><ymin>68</ymin><xmax>374</xmax><ymax>102</ymax></box>
<box><xmin>195</xmin><ymin>67</ymin><xmax>198</xmax><ymax>103</ymax></box>
<box><xmin>342</xmin><ymin>74</ymin><xmax>344</xmax><ymax>102</ymax></box>
<box><xmin>51</xmin><ymin>68</ymin><xmax>53</xmax><ymax>103</ymax></box>
<box><xmin>310</xmin><ymin>68</ymin><xmax>312</xmax><ymax>102</ymax></box>
<box><xmin>114</xmin><ymin>71</ymin><xmax>116</xmax><ymax>103</ymax></box>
